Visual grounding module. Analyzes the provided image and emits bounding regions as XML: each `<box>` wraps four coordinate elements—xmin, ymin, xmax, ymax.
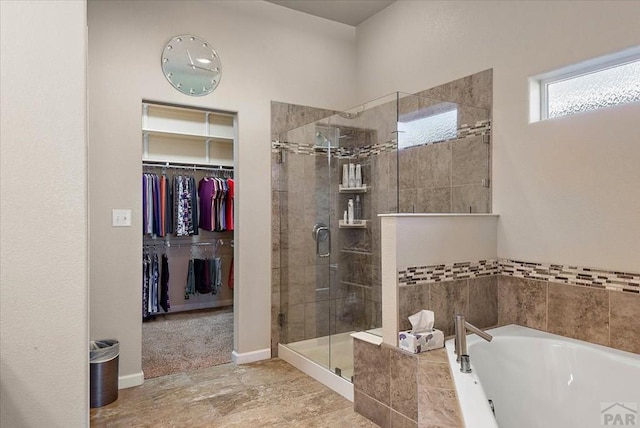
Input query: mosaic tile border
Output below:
<box><xmin>398</xmin><ymin>258</ymin><xmax>640</xmax><ymax>294</ymax></box>
<box><xmin>398</xmin><ymin>259</ymin><xmax>499</xmax><ymax>285</ymax></box>
<box><xmin>500</xmin><ymin>259</ymin><xmax>640</xmax><ymax>294</ymax></box>
<box><xmin>271</xmin><ymin>119</ymin><xmax>491</xmax><ymax>158</ymax></box>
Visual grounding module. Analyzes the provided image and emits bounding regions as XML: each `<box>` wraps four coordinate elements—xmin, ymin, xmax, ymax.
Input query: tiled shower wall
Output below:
<box><xmin>399</xmin><ymin>69</ymin><xmax>493</xmax><ymax>214</ymax></box>
<box><xmin>271</xmin><ymin>102</ymin><xmax>336</xmax><ymax>356</ymax></box>
<box><xmin>271</xmin><ymin>70</ymin><xmax>494</xmax><ymax>356</ymax></box>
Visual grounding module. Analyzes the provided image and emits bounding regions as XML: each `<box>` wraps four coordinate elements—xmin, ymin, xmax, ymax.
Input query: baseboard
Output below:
<box><xmin>119</xmin><ymin>371</ymin><xmax>144</xmax><ymax>389</ymax></box>
<box><xmin>169</xmin><ymin>299</ymin><xmax>233</xmax><ymax>313</ymax></box>
<box><xmin>232</xmin><ymin>348</ymin><xmax>271</xmax><ymax>365</ymax></box>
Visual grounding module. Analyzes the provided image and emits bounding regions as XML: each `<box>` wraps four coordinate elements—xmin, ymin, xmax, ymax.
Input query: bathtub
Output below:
<box><xmin>445</xmin><ymin>324</ymin><xmax>640</xmax><ymax>428</ymax></box>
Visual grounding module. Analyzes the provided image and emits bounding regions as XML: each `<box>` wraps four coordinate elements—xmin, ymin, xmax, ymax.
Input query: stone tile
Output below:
<box><xmin>208</xmin><ymin>380</ymin><xmax>306</xmax><ymax>417</ymax></box>
<box><xmin>467</xmin><ymin>275</ymin><xmax>498</xmax><ymax>329</ymax></box>
<box><xmin>451</xmin><ymin>136</ymin><xmax>488</xmax><ymax>186</ymax></box>
<box><xmin>418</xmin><ymin>348</ymin><xmax>449</xmax><ymax>364</ymax></box>
<box><xmin>497</xmin><ymin>276</ymin><xmax>547</xmax><ymax>330</ymax></box>
<box><xmin>279</xmin><ymin>389</ymin><xmax>353</xmax><ymax>424</ymax></box>
<box><xmin>418</xmin><ymin>360</ymin><xmax>453</xmax><ymax>390</ymax></box>
<box><xmin>399</xmin><ymin>147</ymin><xmax>417</xmax><ymax>190</ymax></box>
<box><xmin>399</xmin><ymin>188</ymin><xmax>418</xmax><ymax>213</ymax></box>
<box><xmin>416</xmin><ymin>142</ymin><xmax>451</xmax><ymax>189</ymax></box>
<box><xmin>391</xmin><ymin>410</ymin><xmax>418</xmax><ymax>428</ymax></box>
<box><xmin>297</xmin><ymin>406</ymin><xmax>379</xmax><ymax>427</ymax></box>
<box><xmin>416</xmin><ymin>187</ymin><xmax>451</xmax><ymax>213</ymax></box>
<box><xmin>390</xmin><ymin>348</ymin><xmax>418</xmax><ymax>421</ymax></box>
<box><xmin>609</xmin><ymin>291</ymin><xmax>640</xmax><ymax>354</ymax></box>
<box><xmin>214</xmin><ymin>405</ymin><xmax>290</xmax><ymax>427</ymax></box>
<box><xmin>451</xmin><ymin>184</ymin><xmax>490</xmax><ymax>214</ymax></box>
<box><xmin>398</xmin><ymin>283</ymin><xmax>430</xmax><ymax>331</ymax></box>
<box><xmin>354</xmin><ymin>339</ymin><xmax>391</xmax><ymax>405</ymax></box>
<box><xmin>354</xmin><ymin>390</ymin><xmax>391</xmax><ymax>428</ymax></box>
<box><xmin>281</xmin><ymin>267</ymin><xmax>306</xmax><ymax>306</ymax></box>
<box><xmin>415</xmin><ymin>83</ymin><xmax>453</xmax><ymax>104</ymax></box>
<box><xmin>429</xmin><ymin>280</ymin><xmax>469</xmax><ymax>337</ymax></box>
<box><xmin>548</xmin><ymin>283</ymin><xmax>609</xmax><ymax>346</ymax></box>
<box><xmin>417</xmin><ymin>387</ymin><xmax>463</xmax><ymax>428</ymax></box>
<box><xmin>304</xmin><ymin>300</ymin><xmax>331</xmax><ymax>339</ymax></box>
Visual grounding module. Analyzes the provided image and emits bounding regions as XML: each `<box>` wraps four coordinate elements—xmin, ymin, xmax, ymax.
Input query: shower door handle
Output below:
<box><xmin>312</xmin><ymin>223</ymin><xmax>331</xmax><ymax>258</ymax></box>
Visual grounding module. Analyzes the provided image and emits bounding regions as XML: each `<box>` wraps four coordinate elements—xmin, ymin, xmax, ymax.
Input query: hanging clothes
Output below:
<box><xmin>226</xmin><ymin>178</ymin><xmax>234</xmax><ymax>231</ymax></box>
<box><xmin>185</xmin><ymin>255</ymin><xmax>223</xmax><ymax>297</ymax></box>
<box><xmin>228</xmin><ymin>257</ymin><xmax>234</xmax><ymax>289</ymax></box>
<box><xmin>142</xmin><ymin>173</ymin><xmax>172</xmax><ymax>237</ymax></box>
<box><xmin>142</xmin><ymin>250</ymin><xmax>170</xmax><ymax>320</ymax></box>
<box><xmin>197</xmin><ymin>176</ymin><xmax>234</xmax><ymax>232</ymax></box>
<box><xmin>174</xmin><ymin>175</ymin><xmax>199</xmax><ymax>236</ymax></box>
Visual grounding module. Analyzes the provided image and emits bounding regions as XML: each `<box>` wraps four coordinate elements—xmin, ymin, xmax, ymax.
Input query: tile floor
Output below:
<box><xmin>91</xmin><ymin>358</ymin><xmax>378</xmax><ymax>427</ymax></box>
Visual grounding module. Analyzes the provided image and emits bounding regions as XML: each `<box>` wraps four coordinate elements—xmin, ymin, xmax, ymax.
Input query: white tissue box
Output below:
<box><xmin>398</xmin><ymin>329</ymin><xmax>444</xmax><ymax>353</ymax></box>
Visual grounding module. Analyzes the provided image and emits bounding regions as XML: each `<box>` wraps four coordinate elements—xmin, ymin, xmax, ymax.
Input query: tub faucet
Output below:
<box><xmin>454</xmin><ymin>314</ymin><xmax>493</xmax><ymax>373</ymax></box>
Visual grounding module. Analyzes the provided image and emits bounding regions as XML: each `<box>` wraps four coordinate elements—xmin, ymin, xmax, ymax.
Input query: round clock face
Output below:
<box><xmin>161</xmin><ymin>35</ymin><xmax>221</xmax><ymax>96</ymax></box>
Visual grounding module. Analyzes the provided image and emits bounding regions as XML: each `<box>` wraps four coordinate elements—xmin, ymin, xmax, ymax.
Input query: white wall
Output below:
<box><xmin>380</xmin><ymin>214</ymin><xmax>498</xmax><ymax>346</ymax></box>
<box><xmin>0</xmin><ymin>1</ymin><xmax>88</xmax><ymax>426</ymax></box>
<box><xmin>88</xmin><ymin>0</ymin><xmax>357</xmax><ymax>380</ymax></box>
<box><xmin>357</xmin><ymin>1</ymin><xmax>640</xmax><ymax>273</ymax></box>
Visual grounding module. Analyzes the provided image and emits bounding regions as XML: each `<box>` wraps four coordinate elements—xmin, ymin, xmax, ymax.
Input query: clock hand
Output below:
<box><xmin>188</xmin><ymin>64</ymin><xmax>220</xmax><ymax>73</ymax></box>
<box><xmin>186</xmin><ymin>49</ymin><xmax>194</xmax><ymax>66</ymax></box>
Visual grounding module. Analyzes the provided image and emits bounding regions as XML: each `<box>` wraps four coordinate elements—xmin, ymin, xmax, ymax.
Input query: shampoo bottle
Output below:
<box><xmin>347</xmin><ymin>199</ymin><xmax>354</xmax><ymax>224</ymax></box>
<box><xmin>355</xmin><ymin>164</ymin><xmax>362</xmax><ymax>188</ymax></box>
<box><xmin>354</xmin><ymin>195</ymin><xmax>362</xmax><ymax>224</ymax></box>
<box><xmin>342</xmin><ymin>164</ymin><xmax>349</xmax><ymax>189</ymax></box>
<box><xmin>348</xmin><ymin>163</ymin><xmax>355</xmax><ymax>188</ymax></box>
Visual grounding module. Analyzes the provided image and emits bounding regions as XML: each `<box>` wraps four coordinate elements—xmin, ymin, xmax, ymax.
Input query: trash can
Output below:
<box><xmin>90</xmin><ymin>339</ymin><xmax>119</xmax><ymax>408</ymax></box>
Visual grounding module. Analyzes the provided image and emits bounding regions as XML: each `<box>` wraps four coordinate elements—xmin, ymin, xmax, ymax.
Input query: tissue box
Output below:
<box><xmin>398</xmin><ymin>329</ymin><xmax>444</xmax><ymax>353</ymax></box>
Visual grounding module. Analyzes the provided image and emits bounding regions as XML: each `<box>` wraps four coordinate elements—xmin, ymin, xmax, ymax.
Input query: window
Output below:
<box><xmin>397</xmin><ymin>108</ymin><xmax>458</xmax><ymax>149</ymax></box>
<box><xmin>531</xmin><ymin>46</ymin><xmax>640</xmax><ymax>121</ymax></box>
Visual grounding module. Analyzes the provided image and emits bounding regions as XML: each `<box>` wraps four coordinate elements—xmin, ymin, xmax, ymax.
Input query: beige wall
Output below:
<box><xmin>356</xmin><ymin>1</ymin><xmax>640</xmax><ymax>273</ymax></box>
<box><xmin>0</xmin><ymin>1</ymin><xmax>88</xmax><ymax>426</ymax></box>
<box><xmin>88</xmin><ymin>0</ymin><xmax>357</xmax><ymax>379</ymax></box>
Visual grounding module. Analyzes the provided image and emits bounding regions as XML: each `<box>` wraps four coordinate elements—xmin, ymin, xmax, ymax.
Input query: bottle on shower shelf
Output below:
<box><xmin>348</xmin><ymin>163</ymin><xmax>355</xmax><ymax>188</ymax></box>
<box><xmin>354</xmin><ymin>195</ymin><xmax>362</xmax><ymax>224</ymax></box>
<box><xmin>355</xmin><ymin>164</ymin><xmax>362</xmax><ymax>188</ymax></box>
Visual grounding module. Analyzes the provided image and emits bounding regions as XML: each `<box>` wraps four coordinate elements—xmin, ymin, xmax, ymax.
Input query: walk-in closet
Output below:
<box><xmin>141</xmin><ymin>101</ymin><xmax>236</xmax><ymax>378</ymax></box>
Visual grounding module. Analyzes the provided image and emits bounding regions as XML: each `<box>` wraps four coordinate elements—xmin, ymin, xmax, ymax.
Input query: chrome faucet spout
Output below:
<box><xmin>454</xmin><ymin>314</ymin><xmax>492</xmax><ymax>373</ymax></box>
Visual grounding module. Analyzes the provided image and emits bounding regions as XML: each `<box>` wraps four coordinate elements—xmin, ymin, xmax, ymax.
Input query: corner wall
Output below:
<box><xmin>88</xmin><ymin>0</ymin><xmax>357</xmax><ymax>379</ymax></box>
<box><xmin>0</xmin><ymin>1</ymin><xmax>88</xmax><ymax>425</ymax></box>
<box><xmin>356</xmin><ymin>0</ymin><xmax>640</xmax><ymax>273</ymax></box>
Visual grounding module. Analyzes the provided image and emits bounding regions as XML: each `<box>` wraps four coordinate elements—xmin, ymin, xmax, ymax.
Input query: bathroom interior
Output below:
<box><xmin>3</xmin><ymin>1</ymin><xmax>640</xmax><ymax>427</ymax></box>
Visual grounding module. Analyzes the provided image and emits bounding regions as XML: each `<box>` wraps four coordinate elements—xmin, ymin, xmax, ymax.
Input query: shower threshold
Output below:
<box><xmin>279</xmin><ymin>331</ymin><xmax>355</xmax><ymax>401</ymax></box>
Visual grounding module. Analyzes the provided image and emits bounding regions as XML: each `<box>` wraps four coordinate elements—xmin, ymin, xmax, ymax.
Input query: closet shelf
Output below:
<box><xmin>142</xmin><ymin>160</ymin><xmax>234</xmax><ymax>171</ymax></box>
<box><xmin>339</xmin><ymin>220</ymin><xmax>368</xmax><ymax>229</ymax></box>
<box><xmin>142</xmin><ymin>128</ymin><xmax>233</xmax><ymax>143</ymax></box>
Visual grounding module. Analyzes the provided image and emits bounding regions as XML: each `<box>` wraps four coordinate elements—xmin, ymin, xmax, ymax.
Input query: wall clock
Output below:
<box><xmin>161</xmin><ymin>35</ymin><xmax>222</xmax><ymax>96</ymax></box>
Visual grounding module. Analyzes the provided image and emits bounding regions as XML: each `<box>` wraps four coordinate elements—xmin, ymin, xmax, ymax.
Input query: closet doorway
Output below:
<box><xmin>141</xmin><ymin>101</ymin><xmax>236</xmax><ymax>379</ymax></box>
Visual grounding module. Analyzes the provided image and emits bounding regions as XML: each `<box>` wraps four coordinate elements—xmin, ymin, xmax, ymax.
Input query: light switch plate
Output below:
<box><xmin>112</xmin><ymin>209</ymin><xmax>132</xmax><ymax>227</ymax></box>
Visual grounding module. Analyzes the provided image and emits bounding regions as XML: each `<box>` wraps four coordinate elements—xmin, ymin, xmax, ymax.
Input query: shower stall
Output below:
<box><xmin>273</xmin><ymin>91</ymin><xmax>490</xmax><ymax>396</ymax></box>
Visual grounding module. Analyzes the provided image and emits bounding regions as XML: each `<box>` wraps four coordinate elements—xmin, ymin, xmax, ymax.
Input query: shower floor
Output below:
<box><xmin>285</xmin><ymin>328</ymin><xmax>383</xmax><ymax>382</ymax></box>
<box><xmin>287</xmin><ymin>331</ymin><xmax>354</xmax><ymax>381</ymax></box>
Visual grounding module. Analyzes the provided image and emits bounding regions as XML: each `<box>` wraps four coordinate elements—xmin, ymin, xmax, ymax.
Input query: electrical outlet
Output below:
<box><xmin>112</xmin><ymin>209</ymin><xmax>132</xmax><ymax>227</ymax></box>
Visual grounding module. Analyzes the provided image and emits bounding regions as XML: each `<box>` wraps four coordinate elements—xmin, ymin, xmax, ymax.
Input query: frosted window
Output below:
<box><xmin>398</xmin><ymin>109</ymin><xmax>457</xmax><ymax>149</ymax></box>
<box><xmin>546</xmin><ymin>59</ymin><xmax>640</xmax><ymax>119</ymax></box>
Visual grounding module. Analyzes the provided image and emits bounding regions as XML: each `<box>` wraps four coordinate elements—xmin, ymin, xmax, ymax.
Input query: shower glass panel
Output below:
<box><xmin>277</xmin><ymin>92</ymin><xmax>490</xmax><ymax>384</ymax></box>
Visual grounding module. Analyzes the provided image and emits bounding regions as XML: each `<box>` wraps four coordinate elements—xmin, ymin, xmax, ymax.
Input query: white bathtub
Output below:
<box><xmin>445</xmin><ymin>324</ymin><xmax>640</xmax><ymax>428</ymax></box>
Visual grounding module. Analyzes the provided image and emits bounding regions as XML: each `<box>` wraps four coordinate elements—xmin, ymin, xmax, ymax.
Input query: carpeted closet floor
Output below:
<box><xmin>142</xmin><ymin>306</ymin><xmax>234</xmax><ymax>379</ymax></box>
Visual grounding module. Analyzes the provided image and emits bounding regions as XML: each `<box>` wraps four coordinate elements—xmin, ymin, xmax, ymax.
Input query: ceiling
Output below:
<box><xmin>265</xmin><ymin>0</ymin><xmax>396</xmax><ymax>27</ymax></box>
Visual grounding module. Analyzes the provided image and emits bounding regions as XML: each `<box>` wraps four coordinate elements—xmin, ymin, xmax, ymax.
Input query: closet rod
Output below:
<box><xmin>143</xmin><ymin>161</ymin><xmax>233</xmax><ymax>172</ymax></box>
<box><xmin>143</xmin><ymin>239</ymin><xmax>234</xmax><ymax>248</ymax></box>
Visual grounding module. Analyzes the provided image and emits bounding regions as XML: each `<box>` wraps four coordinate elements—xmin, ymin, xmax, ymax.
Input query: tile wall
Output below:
<box><xmin>353</xmin><ymin>339</ymin><xmax>463</xmax><ymax>428</ymax></box>
<box><xmin>396</xmin><ymin>258</ymin><xmax>640</xmax><ymax>354</ymax></box>
<box><xmin>398</xmin><ymin>69</ymin><xmax>493</xmax><ymax>214</ymax></box>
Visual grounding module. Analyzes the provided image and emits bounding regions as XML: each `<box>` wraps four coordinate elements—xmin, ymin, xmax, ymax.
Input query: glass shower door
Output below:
<box><xmin>278</xmin><ymin>122</ymin><xmax>335</xmax><ymax>373</ymax></box>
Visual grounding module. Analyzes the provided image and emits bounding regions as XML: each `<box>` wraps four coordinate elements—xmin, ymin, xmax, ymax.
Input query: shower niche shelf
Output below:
<box><xmin>340</xmin><ymin>248</ymin><xmax>372</xmax><ymax>255</ymax></box>
<box><xmin>339</xmin><ymin>220</ymin><xmax>368</xmax><ymax>229</ymax></box>
<box><xmin>338</xmin><ymin>185</ymin><xmax>368</xmax><ymax>193</ymax></box>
